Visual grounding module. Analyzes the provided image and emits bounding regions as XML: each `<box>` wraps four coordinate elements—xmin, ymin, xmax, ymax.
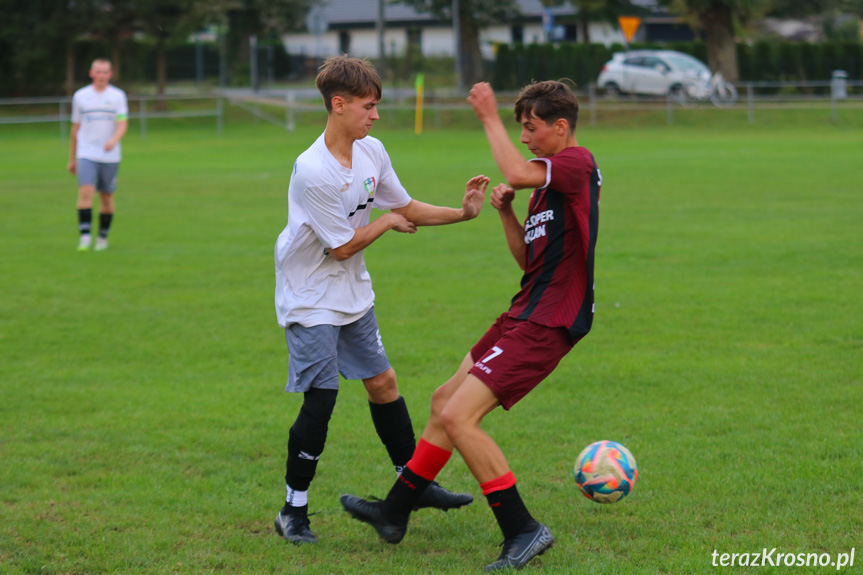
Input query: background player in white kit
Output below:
<box><xmin>67</xmin><ymin>58</ymin><xmax>128</xmax><ymax>251</ymax></box>
<box><xmin>273</xmin><ymin>56</ymin><xmax>490</xmax><ymax>545</ymax></box>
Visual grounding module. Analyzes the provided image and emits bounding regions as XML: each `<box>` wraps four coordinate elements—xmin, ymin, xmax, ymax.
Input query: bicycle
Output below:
<box><xmin>675</xmin><ymin>72</ymin><xmax>738</xmax><ymax>107</ymax></box>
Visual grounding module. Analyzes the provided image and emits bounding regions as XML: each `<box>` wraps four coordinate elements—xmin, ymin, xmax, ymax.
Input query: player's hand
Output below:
<box><xmin>388</xmin><ymin>212</ymin><xmax>417</xmax><ymax>234</ymax></box>
<box><xmin>104</xmin><ymin>139</ymin><xmax>117</xmax><ymax>152</ymax></box>
<box><xmin>461</xmin><ymin>175</ymin><xmax>489</xmax><ymax>220</ymax></box>
<box><xmin>467</xmin><ymin>82</ymin><xmax>499</xmax><ymax>123</ymax></box>
<box><xmin>67</xmin><ymin>160</ymin><xmax>77</xmax><ymax>175</ymax></box>
<box><xmin>490</xmin><ymin>184</ymin><xmax>515</xmax><ymax>212</ymax></box>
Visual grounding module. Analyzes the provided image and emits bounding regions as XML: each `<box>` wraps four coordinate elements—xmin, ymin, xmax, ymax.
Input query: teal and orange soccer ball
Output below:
<box><xmin>574</xmin><ymin>440</ymin><xmax>638</xmax><ymax>503</ymax></box>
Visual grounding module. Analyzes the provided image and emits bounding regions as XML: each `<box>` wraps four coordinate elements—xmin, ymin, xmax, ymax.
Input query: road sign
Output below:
<box><xmin>618</xmin><ymin>16</ymin><xmax>641</xmax><ymax>43</ymax></box>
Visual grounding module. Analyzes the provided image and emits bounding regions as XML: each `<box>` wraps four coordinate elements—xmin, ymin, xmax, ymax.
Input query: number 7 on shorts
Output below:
<box><xmin>481</xmin><ymin>346</ymin><xmax>504</xmax><ymax>363</ymax></box>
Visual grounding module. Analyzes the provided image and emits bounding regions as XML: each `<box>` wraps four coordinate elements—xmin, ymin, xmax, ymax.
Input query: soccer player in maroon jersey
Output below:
<box><xmin>341</xmin><ymin>80</ymin><xmax>602</xmax><ymax>571</ymax></box>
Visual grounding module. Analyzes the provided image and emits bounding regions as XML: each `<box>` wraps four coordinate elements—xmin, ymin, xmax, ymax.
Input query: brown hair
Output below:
<box><xmin>315</xmin><ymin>56</ymin><xmax>382</xmax><ymax>112</ymax></box>
<box><xmin>514</xmin><ymin>80</ymin><xmax>579</xmax><ymax>133</ymax></box>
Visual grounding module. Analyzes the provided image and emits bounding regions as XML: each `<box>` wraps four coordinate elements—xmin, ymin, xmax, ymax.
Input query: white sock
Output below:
<box><xmin>286</xmin><ymin>485</ymin><xmax>308</xmax><ymax>507</ymax></box>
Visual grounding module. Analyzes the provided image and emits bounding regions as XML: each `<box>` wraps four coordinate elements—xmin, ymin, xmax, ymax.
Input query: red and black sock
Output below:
<box><xmin>482</xmin><ymin>472</ymin><xmax>539</xmax><ymax>540</ymax></box>
<box><xmin>384</xmin><ymin>438</ymin><xmax>452</xmax><ymax>522</ymax></box>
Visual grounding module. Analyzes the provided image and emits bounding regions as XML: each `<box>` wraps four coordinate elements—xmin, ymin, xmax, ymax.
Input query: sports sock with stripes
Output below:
<box><xmin>78</xmin><ymin>208</ymin><xmax>92</xmax><ymax>235</ymax></box>
<box><xmin>98</xmin><ymin>212</ymin><xmax>113</xmax><ymax>238</ymax></box>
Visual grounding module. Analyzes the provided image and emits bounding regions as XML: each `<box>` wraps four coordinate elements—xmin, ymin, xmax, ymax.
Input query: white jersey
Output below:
<box><xmin>71</xmin><ymin>84</ymin><xmax>128</xmax><ymax>163</ymax></box>
<box><xmin>275</xmin><ymin>133</ymin><xmax>412</xmax><ymax>328</ymax></box>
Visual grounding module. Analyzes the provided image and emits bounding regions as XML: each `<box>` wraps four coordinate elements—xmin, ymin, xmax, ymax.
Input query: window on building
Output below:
<box><xmin>339</xmin><ymin>31</ymin><xmax>351</xmax><ymax>55</ymax></box>
<box><xmin>407</xmin><ymin>27</ymin><xmax>422</xmax><ymax>54</ymax></box>
<box><xmin>511</xmin><ymin>25</ymin><xmax>524</xmax><ymax>44</ymax></box>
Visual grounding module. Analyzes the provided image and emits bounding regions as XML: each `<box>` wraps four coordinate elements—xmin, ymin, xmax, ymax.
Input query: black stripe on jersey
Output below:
<box><xmin>516</xmin><ymin>190</ymin><xmax>566</xmax><ymax>319</ymax></box>
<box><xmin>348</xmin><ymin>197</ymin><xmax>375</xmax><ymax>218</ymax></box>
<box><xmin>568</xmin><ymin>155</ymin><xmax>600</xmax><ymax>339</ymax></box>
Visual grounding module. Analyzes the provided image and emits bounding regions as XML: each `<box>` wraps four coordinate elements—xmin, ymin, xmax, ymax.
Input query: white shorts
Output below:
<box><xmin>283</xmin><ymin>306</ymin><xmax>391</xmax><ymax>393</ymax></box>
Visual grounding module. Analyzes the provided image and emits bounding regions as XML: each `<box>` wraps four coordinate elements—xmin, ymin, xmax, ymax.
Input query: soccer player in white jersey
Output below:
<box><xmin>68</xmin><ymin>58</ymin><xmax>128</xmax><ymax>251</ymax></box>
<box><xmin>273</xmin><ymin>56</ymin><xmax>489</xmax><ymax>545</ymax></box>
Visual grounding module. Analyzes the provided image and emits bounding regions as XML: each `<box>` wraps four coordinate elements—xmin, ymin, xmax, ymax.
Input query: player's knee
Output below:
<box><xmin>364</xmin><ymin>368</ymin><xmax>398</xmax><ymax>403</ymax></box>
<box><xmin>291</xmin><ymin>388</ymin><xmax>338</xmax><ymax>450</ymax></box>
<box><xmin>430</xmin><ymin>385</ymin><xmax>450</xmax><ymax>420</ymax></box>
<box><xmin>439</xmin><ymin>404</ymin><xmax>467</xmax><ymax>443</ymax></box>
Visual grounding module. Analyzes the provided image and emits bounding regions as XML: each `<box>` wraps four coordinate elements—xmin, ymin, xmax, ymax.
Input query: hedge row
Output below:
<box><xmin>0</xmin><ymin>38</ymin><xmax>296</xmax><ymax>96</ymax></box>
<box><xmin>492</xmin><ymin>40</ymin><xmax>863</xmax><ymax>91</ymax></box>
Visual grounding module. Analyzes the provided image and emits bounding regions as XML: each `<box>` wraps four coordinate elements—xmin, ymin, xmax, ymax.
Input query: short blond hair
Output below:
<box><xmin>90</xmin><ymin>58</ymin><xmax>113</xmax><ymax>70</ymax></box>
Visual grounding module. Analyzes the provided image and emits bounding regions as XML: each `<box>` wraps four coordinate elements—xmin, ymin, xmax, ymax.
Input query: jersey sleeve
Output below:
<box><xmin>116</xmin><ymin>90</ymin><xmax>129</xmax><ymax>121</ymax></box>
<box><xmin>529</xmin><ymin>158</ymin><xmax>551</xmax><ymax>189</ymax></box>
<box><xmin>295</xmin><ymin>169</ymin><xmax>355</xmax><ymax>250</ymax></box>
<box><xmin>547</xmin><ymin>149</ymin><xmax>590</xmax><ymax>196</ymax></box>
<box><xmin>370</xmin><ymin>140</ymin><xmax>411</xmax><ymax>210</ymax></box>
<box><xmin>71</xmin><ymin>92</ymin><xmax>81</xmax><ymax>124</ymax></box>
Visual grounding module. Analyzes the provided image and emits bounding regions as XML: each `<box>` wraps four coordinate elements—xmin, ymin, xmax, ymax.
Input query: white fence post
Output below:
<box><xmin>140</xmin><ymin>97</ymin><xmax>147</xmax><ymax>139</ymax></box>
<box><xmin>59</xmin><ymin>99</ymin><xmax>67</xmax><ymax>143</ymax></box>
<box><xmin>747</xmin><ymin>83</ymin><xmax>754</xmax><ymax>124</ymax></box>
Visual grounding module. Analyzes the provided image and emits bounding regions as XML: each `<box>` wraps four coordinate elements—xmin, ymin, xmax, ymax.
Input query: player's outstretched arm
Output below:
<box><xmin>327</xmin><ymin>212</ymin><xmax>416</xmax><ymax>261</ymax></box>
<box><xmin>392</xmin><ymin>175</ymin><xmax>489</xmax><ymax>226</ymax></box>
<box><xmin>467</xmin><ymin>83</ymin><xmax>546</xmax><ymax>191</ymax></box>
<box><xmin>491</xmin><ymin>184</ymin><xmax>527</xmax><ymax>270</ymax></box>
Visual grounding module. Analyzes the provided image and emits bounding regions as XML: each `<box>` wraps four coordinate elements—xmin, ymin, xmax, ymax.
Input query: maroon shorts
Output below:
<box><xmin>468</xmin><ymin>313</ymin><xmax>576</xmax><ymax>410</ymax></box>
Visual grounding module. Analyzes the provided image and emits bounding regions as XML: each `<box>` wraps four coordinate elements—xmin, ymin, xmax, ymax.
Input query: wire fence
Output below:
<box><xmin>2</xmin><ymin>79</ymin><xmax>862</xmax><ymax>140</ymax></box>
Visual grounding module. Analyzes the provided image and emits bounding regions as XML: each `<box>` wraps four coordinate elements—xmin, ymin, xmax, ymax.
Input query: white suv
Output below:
<box><xmin>597</xmin><ymin>50</ymin><xmax>711</xmax><ymax>97</ymax></box>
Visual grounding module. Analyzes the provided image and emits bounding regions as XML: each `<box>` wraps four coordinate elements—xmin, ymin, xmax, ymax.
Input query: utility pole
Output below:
<box><xmin>453</xmin><ymin>0</ymin><xmax>462</xmax><ymax>92</ymax></box>
<box><xmin>377</xmin><ymin>0</ymin><xmax>386</xmax><ymax>80</ymax></box>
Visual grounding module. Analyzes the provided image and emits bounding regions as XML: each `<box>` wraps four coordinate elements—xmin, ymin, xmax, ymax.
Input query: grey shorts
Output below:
<box><xmin>77</xmin><ymin>158</ymin><xmax>119</xmax><ymax>193</ymax></box>
<box><xmin>284</xmin><ymin>306</ymin><xmax>391</xmax><ymax>393</ymax></box>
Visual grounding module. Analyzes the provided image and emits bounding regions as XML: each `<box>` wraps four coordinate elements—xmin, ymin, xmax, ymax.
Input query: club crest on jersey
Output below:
<box><xmin>363</xmin><ymin>176</ymin><xmax>376</xmax><ymax>195</ymax></box>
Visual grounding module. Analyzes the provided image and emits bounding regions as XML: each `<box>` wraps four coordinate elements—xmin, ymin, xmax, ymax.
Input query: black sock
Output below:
<box><xmin>368</xmin><ymin>396</ymin><xmax>416</xmax><ymax>471</ymax></box>
<box><xmin>486</xmin><ymin>484</ymin><xmax>539</xmax><ymax>540</ymax></box>
<box><xmin>285</xmin><ymin>388</ymin><xmax>337</xmax><ymax>491</ymax></box>
<box><xmin>384</xmin><ymin>466</ymin><xmax>430</xmax><ymax>523</ymax></box>
<box><xmin>78</xmin><ymin>208</ymin><xmax>92</xmax><ymax>235</ymax></box>
<box><xmin>281</xmin><ymin>503</ymin><xmax>308</xmax><ymax>516</ymax></box>
<box><xmin>98</xmin><ymin>212</ymin><xmax>113</xmax><ymax>239</ymax></box>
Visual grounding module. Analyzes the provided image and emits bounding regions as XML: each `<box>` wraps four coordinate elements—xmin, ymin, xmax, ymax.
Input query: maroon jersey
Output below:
<box><xmin>507</xmin><ymin>146</ymin><xmax>601</xmax><ymax>341</ymax></box>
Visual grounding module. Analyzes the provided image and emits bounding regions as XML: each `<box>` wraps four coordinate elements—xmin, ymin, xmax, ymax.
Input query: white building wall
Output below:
<box><xmin>281</xmin><ymin>22</ymin><xmax>626</xmax><ymax>60</ymax></box>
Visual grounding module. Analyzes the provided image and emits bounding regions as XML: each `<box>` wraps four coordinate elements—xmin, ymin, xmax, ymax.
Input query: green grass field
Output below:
<box><xmin>1</xmin><ymin>108</ymin><xmax>862</xmax><ymax>574</ymax></box>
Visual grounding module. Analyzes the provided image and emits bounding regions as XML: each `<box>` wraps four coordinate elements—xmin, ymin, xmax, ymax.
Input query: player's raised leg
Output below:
<box><xmin>341</xmin><ymin>353</ymin><xmax>475</xmax><ymax>541</ymax></box>
<box><xmin>362</xmin><ymin>366</ymin><xmax>473</xmax><ymax>514</ymax></box>
<box><xmin>440</xmin><ymin>375</ymin><xmax>554</xmax><ymax>571</ymax></box>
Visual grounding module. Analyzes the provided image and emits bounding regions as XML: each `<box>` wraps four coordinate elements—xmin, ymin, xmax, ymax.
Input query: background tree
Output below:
<box><xmin>89</xmin><ymin>0</ymin><xmax>139</xmax><ymax>81</ymax></box>
<box><xmin>398</xmin><ymin>0</ymin><xmax>521</xmax><ymax>87</ymax></box>
<box><xmin>0</xmin><ymin>0</ymin><xmax>99</xmax><ymax>96</ymax></box>
<box><xmin>665</xmin><ymin>0</ymin><xmax>771</xmax><ymax>81</ymax></box>
<box><xmin>198</xmin><ymin>0</ymin><xmax>312</xmax><ymax>87</ymax></box>
<box><xmin>137</xmin><ymin>0</ymin><xmax>200</xmax><ymax>99</ymax></box>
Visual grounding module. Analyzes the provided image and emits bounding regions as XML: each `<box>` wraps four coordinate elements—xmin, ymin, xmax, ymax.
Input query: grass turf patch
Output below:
<box><xmin>1</xmin><ymin>110</ymin><xmax>861</xmax><ymax>574</ymax></box>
